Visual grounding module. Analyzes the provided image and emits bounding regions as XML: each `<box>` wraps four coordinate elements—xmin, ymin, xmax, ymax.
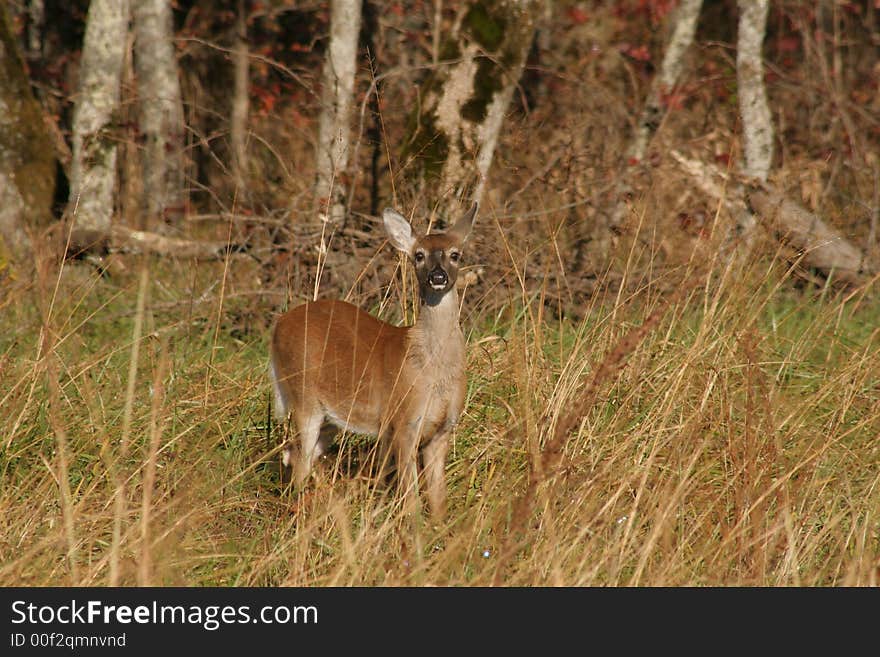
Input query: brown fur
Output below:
<box><xmin>269</xmin><ymin>204</ymin><xmax>477</xmax><ymax>518</ymax></box>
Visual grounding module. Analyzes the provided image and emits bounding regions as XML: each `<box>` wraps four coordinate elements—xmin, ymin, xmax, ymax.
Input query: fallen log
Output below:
<box><xmin>67</xmin><ymin>224</ymin><xmax>238</xmax><ymax>260</ymax></box>
<box><xmin>746</xmin><ymin>187</ymin><xmax>867</xmax><ymax>289</ymax></box>
<box><xmin>671</xmin><ymin>150</ymin><xmax>872</xmax><ymax>288</ymax></box>
<box><xmin>111</xmin><ymin>225</ymin><xmax>233</xmax><ymax>258</ymax></box>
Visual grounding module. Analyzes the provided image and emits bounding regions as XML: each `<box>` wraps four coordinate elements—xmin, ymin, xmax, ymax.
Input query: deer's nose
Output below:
<box><xmin>428</xmin><ymin>268</ymin><xmax>448</xmax><ymax>288</ymax></box>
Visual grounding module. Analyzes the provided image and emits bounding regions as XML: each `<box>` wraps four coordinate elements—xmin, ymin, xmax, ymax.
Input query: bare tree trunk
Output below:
<box><xmin>737</xmin><ymin>0</ymin><xmax>773</xmax><ymax>181</ymax></box>
<box><xmin>110</xmin><ymin>225</ymin><xmax>232</xmax><ymax>258</ymax></box>
<box><xmin>27</xmin><ymin>0</ymin><xmax>45</xmax><ymax>60</ymax></box>
<box><xmin>731</xmin><ymin>0</ymin><xmax>772</xmax><ymax>248</ymax></box>
<box><xmin>404</xmin><ymin>0</ymin><xmax>542</xmax><ymax>221</ymax></box>
<box><xmin>0</xmin><ymin>2</ymin><xmax>56</xmax><ymax>261</ymax></box>
<box><xmin>314</xmin><ymin>0</ymin><xmax>362</xmax><ymax>226</ymax></box>
<box><xmin>231</xmin><ymin>0</ymin><xmax>249</xmax><ymax>193</ymax></box>
<box><xmin>133</xmin><ymin>0</ymin><xmax>185</xmax><ymax>228</ymax></box>
<box><xmin>69</xmin><ymin>0</ymin><xmax>130</xmax><ymax>241</ymax></box>
<box><xmin>630</xmin><ymin>0</ymin><xmax>703</xmax><ymax>166</ymax></box>
<box><xmin>609</xmin><ymin>0</ymin><xmax>703</xmax><ymax>231</ymax></box>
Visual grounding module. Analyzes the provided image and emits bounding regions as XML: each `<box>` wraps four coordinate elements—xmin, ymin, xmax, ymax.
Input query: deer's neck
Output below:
<box><xmin>408</xmin><ymin>288</ymin><xmax>464</xmax><ymax>366</ymax></box>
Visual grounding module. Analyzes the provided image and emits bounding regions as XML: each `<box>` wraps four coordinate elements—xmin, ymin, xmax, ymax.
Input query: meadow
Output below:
<box><xmin>2</xmin><ymin>214</ymin><xmax>878</xmax><ymax>587</ymax></box>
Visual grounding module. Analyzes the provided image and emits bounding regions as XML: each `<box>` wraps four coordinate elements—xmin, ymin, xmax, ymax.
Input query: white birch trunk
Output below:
<box><xmin>732</xmin><ymin>0</ymin><xmax>772</xmax><ymax>247</ymax></box>
<box><xmin>27</xmin><ymin>0</ymin><xmax>44</xmax><ymax>60</ymax></box>
<box><xmin>231</xmin><ymin>0</ymin><xmax>249</xmax><ymax>192</ymax></box>
<box><xmin>628</xmin><ymin>0</ymin><xmax>703</xmax><ymax>164</ymax></box>
<box><xmin>408</xmin><ymin>0</ymin><xmax>541</xmax><ymax>220</ymax></box>
<box><xmin>69</xmin><ymin>0</ymin><xmax>130</xmax><ymax>234</ymax></box>
<box><xmin>0</xmin><ymin>2</ymin><xmax>55</xmax><ymax>259</ymax></box>
<box><xmin>470</xmin><ymin>35</ymin><xmax>532</xmax><ymax>210</ymax></box>
<box><xmin>736</xmin><ymin>0</ymin><xmax>773</xmax><ymax>181</ymax></box>
<box><xmin>133</xmin><ymin>0</ymin><xmax>184</xmax><ymax>226</ymax></box>
<box><xmin>433</xmin><ymin>42</ymin><xmax>479</xmax><ymax>204</ymax></box>
<box><xmin>0</xmin><ymin>174</ymin><xmax>29</xmax><ymax>260</ymax></box>
<box><xmin>609</xmin><ymin>0</ymin><xmax>702</xmax><ymax>231</ymax></box>
<box><xmin>444</xmin><ymin>1</ymin><xmax>537</xmax><ymax>214</ymax></box>
<box><xmin>314</xmin><ymin>0</ymin><xmax>362</xmax><ymax>225</ymax></box>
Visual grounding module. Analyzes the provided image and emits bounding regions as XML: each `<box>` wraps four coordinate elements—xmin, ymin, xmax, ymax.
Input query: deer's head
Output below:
<box><xmin>383</xmin><ymin>203</ymin><xmax>477</xmax><ymax>307</ymax></box>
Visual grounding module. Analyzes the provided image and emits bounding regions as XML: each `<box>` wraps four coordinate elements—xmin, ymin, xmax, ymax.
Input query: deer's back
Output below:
<box><xmin>270</xmin><ymin>299</ymin><xmax>407</xmax><ymax>433</ymax></box>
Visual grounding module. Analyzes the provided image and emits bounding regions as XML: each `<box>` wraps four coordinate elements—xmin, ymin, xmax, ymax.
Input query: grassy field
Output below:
<box><xmin>1</xmin><ymin>226</ymin><xmax>878</xmax><ymax>587</ymax></box>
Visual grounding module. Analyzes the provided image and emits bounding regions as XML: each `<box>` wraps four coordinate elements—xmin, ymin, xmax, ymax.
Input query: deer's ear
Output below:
<box><xmin>447</xmin><ymin>202</ymin><xmax>477</xmax><ymax>243</ymax></box>
<box><xmin>383</xmin><ymin>208</ymin><xmax>416</xmax><ymax>253</ymax></box>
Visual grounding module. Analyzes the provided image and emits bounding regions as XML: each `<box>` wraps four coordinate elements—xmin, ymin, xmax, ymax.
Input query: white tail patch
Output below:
<box><xmin>268</xmin><ymin>355</ymin><xmax>288</xmax><ymax>421</ymax></box>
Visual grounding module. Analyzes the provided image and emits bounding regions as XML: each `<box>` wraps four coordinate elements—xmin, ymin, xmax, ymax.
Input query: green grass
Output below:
<box><xmin>0</xmin><ymin>250</ymin><xmax>878</xmax><ymax>586</ymax></box>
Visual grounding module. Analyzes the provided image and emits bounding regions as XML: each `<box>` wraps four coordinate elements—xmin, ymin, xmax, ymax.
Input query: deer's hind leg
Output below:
<box><xmin>282</xmin><ymin>407</ymin><xmax>325</xmax><ymax>488</ymax></box>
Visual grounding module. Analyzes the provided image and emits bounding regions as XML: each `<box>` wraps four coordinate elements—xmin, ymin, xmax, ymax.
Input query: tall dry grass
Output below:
<box><xmin>1</xmin><ymin>203</ymin><xmax>878</xmax><ymax>587</ymax></box>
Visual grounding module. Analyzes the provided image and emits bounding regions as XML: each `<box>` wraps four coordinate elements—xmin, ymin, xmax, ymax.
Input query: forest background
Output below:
<box><xmin>0</xmin><ymin>0</ymin><xmax>878</xmax><ymax>586</ymax></box>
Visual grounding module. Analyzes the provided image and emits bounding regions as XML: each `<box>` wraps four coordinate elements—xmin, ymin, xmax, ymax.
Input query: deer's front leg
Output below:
<box><xmin>392</xmin><ymin>423</ymin><xmax>421</xmax><ymax>516</ymax></box>
<box><xmin>421</xmin><ymin>430</ymin><xmax>450</xmax><ymax>521</ymax></box>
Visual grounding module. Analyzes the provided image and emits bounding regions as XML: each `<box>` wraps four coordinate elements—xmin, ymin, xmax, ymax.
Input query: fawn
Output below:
<box><xmin>269</xmin><ymin>203</ymin><xmax>477</xmax><ymax>518</ymax></box>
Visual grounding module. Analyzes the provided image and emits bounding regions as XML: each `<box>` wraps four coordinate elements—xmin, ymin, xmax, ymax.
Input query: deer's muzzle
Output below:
<box><xmin>428</xmin><ymin>268</ymin><xmax>448</xmax><ymax>289</ymax></box>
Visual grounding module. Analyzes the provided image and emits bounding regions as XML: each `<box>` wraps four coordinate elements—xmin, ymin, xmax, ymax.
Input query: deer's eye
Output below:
<box><xmin>414</xmin><ymin>251</ymin><xmax>425</xmax><ymax>263</ymax></box>
<box><xmin>449</xmin><ymin>251</ymin><xmax>460</xmax><ymax>263</ymax></box>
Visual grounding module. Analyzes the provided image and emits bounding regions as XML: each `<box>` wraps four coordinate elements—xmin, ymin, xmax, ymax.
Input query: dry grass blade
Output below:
<box><xmin>111</xmin><ymin>262</ymin><xmax>150</xmax><ymax>586</ymax></box>
<box><xmin>492</xmin><ymin>269</ymin><xmax>706</xmax><ymax>585</ymax></box>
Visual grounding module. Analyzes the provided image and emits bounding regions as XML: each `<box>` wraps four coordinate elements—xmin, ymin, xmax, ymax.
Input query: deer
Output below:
<box><xmin>269</xmin><ymin>202</ymin><xmax>477</xmax><ymax>519</ymax></box>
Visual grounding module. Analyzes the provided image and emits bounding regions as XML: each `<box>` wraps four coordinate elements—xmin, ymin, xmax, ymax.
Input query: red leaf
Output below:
<box><xmin>660</xmin><ymin>90</ymin><xmax>686</xmax><ymax>110</ymax></box>
<box><xmin>252</xmin><ymin>84</ymin><xmax>280</xmax><ymax>115</ymax></box>
<box><xmin>566</xmin><ymin>7</ymin><xmax>589</xmax><ymax>24</ymax></box>
<box><xmin>622</xmin><ymin>44</ymin><xmax>651</xmax><ymax>62</ymax></box>
<box><xmin>776</xmin><ymin>35</ymin><xmax>800</xmax><ymax>52</ymax></box>
<box><xmin>289</xmin><ymin>108</ymin><xmax>310</xmax><ymax>129</ymax></box>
